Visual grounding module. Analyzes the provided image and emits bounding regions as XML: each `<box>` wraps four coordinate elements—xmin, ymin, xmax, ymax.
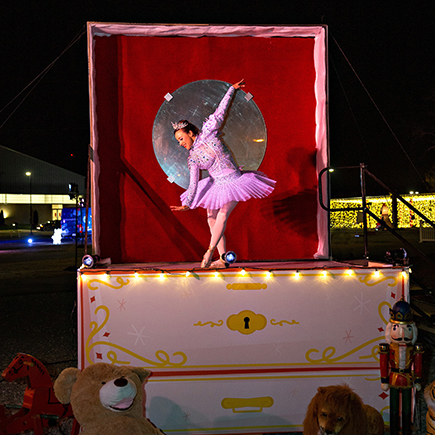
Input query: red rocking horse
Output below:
<box><xmin>0</xmin><ymin>353</ymin><xmax>80</xmax><ymax>435</ymax></box>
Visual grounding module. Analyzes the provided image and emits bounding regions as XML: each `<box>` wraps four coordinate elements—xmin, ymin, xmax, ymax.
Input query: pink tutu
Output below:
<box><xmin>181</xmin><ymin>170</ymin><xmax>276</xmax><ymax>210</ymax></box>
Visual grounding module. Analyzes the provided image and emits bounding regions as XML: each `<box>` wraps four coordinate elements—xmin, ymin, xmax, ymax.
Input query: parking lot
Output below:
<box><xmin>0</xmin><ymin>230</ymin><xmax>84</xmax><ymax>376</ymax></box>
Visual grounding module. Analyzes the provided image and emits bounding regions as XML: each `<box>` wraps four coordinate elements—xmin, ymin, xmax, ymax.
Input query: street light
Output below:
<box><xmin>26</xmin><ymin>172</ymin><xmax>32</xmax><ymax>235</ymax></box>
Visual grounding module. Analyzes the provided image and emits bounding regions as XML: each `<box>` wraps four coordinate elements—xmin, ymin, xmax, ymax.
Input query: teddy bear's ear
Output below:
<box><xmin>130</xmin><ymin>367</ymin><xmax>152</xmax><ymax>383</ymax></box>
<box><xmin>54</xmin><ymin>367</ymin><xmax>81</xmax><ymax>404</ymax></box>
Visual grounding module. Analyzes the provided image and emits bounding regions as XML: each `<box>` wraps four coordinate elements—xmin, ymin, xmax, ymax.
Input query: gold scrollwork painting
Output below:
<box><xmin>194</xmin><ymin>320</ymin><xmax>224</xmax><ymax>328</ymax></box>
<box><xmin>304</xmin><ymin>300</ymin><xmax>392</xmax><ymax>367</ymax></box>
<box><xmin>358</xmin><ymin>274</ymin><xmax>397</xmax><ymax>287</ymax></box>
<box><xmin>87</xmin><ymin>276</ymin><xmax>130</xmax><ymax>291</ymax></box>
<box><xmin>270</xmin><ymin>319</ymin><xmax>300</xmax><ymax>326</ymax></box>
<box><xmin>85</xmin><ymin>305</ymin><xmax>187</xmax><ymax>367</ymax></box>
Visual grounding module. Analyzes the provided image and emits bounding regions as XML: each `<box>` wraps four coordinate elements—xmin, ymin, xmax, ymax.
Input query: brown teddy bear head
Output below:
<box><xmin>54</xmin><ymin>363</ymin><xmax>151</xmax><ymax>429</ymax></box>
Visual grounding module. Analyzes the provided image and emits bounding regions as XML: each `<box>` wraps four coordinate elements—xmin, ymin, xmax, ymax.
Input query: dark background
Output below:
<box><xmin>1</xmin><ymin>1</ymin><xmax>434</xmax><ymax>198</ymax></box>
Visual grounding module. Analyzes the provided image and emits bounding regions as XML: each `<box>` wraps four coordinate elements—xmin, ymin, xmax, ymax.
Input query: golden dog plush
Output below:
<box><xmin>303</xmin><ymin>384</ymin><xmax>384</xmax><ymax>435</ymax></box>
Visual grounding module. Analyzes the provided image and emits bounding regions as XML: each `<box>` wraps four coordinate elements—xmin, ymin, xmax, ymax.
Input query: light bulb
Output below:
<box><xmin>295</xmin><ymin>270</ymin><xmax>300</xmax><ymax>279</ymax></box>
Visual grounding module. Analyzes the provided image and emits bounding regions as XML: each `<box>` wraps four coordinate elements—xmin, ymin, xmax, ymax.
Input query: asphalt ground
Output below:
<box><xmin>0</xmin><ymin>231</ymin><xmax>83</xmax><ymax>434</ymax></box>
<box><xmin>1</xmin><ymin>229</ymin><xmax>435</xmax><ymax>434</ymax></box>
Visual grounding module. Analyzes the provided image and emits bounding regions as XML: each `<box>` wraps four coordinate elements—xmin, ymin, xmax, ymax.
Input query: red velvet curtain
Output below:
<box><xmin>93</xmin><ymin>34</ymin><xmax>322</xmax><ymax>263</ymax></box>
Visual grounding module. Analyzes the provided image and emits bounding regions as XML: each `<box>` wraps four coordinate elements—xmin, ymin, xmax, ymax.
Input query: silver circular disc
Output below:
<box><xmin>152</xmin><ymin>80</ymin><xmax>268</xmax><ymax>189</ymax></box>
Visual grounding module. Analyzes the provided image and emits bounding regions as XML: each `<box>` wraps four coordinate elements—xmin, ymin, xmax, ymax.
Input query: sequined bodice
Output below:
<box><xmin>188</xmin><ymin>140</ymin><xmax>238</xmax><ymax>174</ymax></box>
<box><xmin>184</xmin><ymin>86</ymin><xmax>239</xmax><ymax>207</ymax></box>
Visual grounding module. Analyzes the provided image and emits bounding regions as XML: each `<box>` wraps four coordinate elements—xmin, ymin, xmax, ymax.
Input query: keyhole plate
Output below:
<box><xmin>227</xmin><ymin>310</ymin><xmax>267</xmax><ymax>335</ymax></box>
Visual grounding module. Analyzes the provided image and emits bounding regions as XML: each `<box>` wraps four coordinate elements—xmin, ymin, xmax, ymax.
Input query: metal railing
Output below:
<box><xmin>319</xmin><ymin>163</ymin><xmax>435</xmax><ymax>264</ymax></box>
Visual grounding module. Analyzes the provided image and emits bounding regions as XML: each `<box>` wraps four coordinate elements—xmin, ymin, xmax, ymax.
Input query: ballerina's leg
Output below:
<box><xmin>207</xmin><ymin>209</ymin><xmax>226</xmax><ymax>256</ymax></box>
<box><xmin>202</xmin><ymin>201</ymin><xmax>238</xmax><ymax>267</ymax></box>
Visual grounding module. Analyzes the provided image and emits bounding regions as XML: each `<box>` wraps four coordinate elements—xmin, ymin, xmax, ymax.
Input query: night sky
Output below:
<box><xmin>1</xmin><ymin>1</ymin><xmax>434</xmax><ymax>197</ymax></box>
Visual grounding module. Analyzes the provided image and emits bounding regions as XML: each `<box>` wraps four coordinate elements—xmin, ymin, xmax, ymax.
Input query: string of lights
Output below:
<box><xmin>330</xmin><ymin>193</ymin><xmax>435</xmax><ymax>229</ymax></box>
<box><xmin>78</xmin><ymin>265</ymin><xmax>410</xmax><ymax>281</ymax></box>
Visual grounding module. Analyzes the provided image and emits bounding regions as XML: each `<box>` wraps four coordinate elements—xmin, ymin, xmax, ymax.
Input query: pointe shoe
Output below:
<box><xmin>210</xmin><ymin>258</ymin><xmax>229</xmax><ymax>269</ymax></box>
<box><xmin>201</xmin><ymin>246</ymin><xmax>215</xmax><ymax>268</ymax></box>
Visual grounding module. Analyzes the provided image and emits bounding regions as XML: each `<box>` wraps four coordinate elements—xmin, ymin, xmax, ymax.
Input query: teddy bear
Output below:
<box><xmin>54</xmin><ymin>362</ymin><xmax>164</xmax><ymax>435</ymax></box>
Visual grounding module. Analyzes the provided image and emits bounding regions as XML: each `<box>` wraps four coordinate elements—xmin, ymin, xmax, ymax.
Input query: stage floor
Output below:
<box><xmin>82</xmin><ymin>259</ymin><xmax>398</xmax><ymax>272</ymax></box>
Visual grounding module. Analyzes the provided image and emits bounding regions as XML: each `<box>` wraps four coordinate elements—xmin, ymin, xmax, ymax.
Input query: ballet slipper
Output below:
<box><xmin>210</xmin><ymin>258</ymin><xmax>229</xmax><ymax>269</ymax></box>
<box><xmin>201</xmin><ymin>246</ymin><xmax>215</xmax><ymax>268</ymax></box>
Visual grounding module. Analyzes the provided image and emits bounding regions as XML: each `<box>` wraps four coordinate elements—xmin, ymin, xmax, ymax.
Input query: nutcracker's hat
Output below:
<box><xmin>389</xmin><ymin>297</ymin><xmax>413</xmax><ymax>324</ymax></box>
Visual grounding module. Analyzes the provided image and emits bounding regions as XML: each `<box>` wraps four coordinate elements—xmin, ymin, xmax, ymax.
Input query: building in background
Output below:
<box><xmin>0</xmin><ymin>145</ymin><xmax>85</xmax><ymax>227</ymax></box>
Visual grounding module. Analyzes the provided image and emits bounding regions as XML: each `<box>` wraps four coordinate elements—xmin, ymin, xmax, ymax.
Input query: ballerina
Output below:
<box><xmin>170</xmin><ymin>79</ymin><xmax>276</xmax><ymax>268</ymax></box>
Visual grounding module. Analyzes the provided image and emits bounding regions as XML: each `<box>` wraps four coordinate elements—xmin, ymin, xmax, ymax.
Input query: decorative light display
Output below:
<box><xmin>330</xmin><ymin>193</ymin><xmax>435</xmax><ymax>229</ymax></box>
<box><xmin>51</xmin><ymin>228</ymin><xmax>62</xmax><ymax>245</ymax></box>
<box><xmin>78</xmin><ymin>267</ymin><xmax>403</xmax><ymax>284</ymax></box>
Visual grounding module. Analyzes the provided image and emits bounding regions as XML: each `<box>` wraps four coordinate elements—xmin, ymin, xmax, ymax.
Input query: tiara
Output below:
<box><xmin>172</xmin><ymin>121</ymin><xmax>188</xmax><ymax>130</ymax></box>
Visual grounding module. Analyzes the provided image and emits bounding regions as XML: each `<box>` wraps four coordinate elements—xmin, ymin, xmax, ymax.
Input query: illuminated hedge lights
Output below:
<box><xmin>330</xmin><ymin>193</ymin><xmax>435</xmax><ymax>229</ymax></box>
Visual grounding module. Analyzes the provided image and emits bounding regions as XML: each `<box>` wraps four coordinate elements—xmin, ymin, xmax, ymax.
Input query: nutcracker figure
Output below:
<box><xmin>379</xmin><ymin>298</ymin><xmax>423</xmax><ymax>435</ymax></box>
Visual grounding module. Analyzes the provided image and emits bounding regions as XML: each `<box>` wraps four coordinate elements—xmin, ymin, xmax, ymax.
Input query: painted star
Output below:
<box><xmin>127</xmin><ymin>325</ymin><xmax>149</xmax><ymax>346</ymax></box>
<box><xmin>343</xmin><ymin>330</ymin><xmax>354</xmax><ymax>344</ymax></box>
<box><xmin>117</xmin><ymin>298</ymin><xmax>127</xmax><ymax>311</ymax></box>
<box><xmin>273</xmin><ymin>343</ymin><xmax>283</xmax><ymax>355</ymax></box>
<box><xmin>354</xmin><ymin>292</ymin><xmax>371</xmax><ymax>314</ymax></box>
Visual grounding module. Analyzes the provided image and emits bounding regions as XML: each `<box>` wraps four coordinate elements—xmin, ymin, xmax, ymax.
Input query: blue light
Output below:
<box><xmin>224</xmin><ymin>251</ymin><xmax>237</xmax><ymax>264</ymax></box>
<box><xmin>81</xmin><ymin>254</ymin><xmax>100</xmax><ymax>268</ymax></box>
<box><xmin>27</xmin><ymin>238</ymin><xmax>33</xmax><ymax>244</ymax></box>
<box><xmin>82</xmin><ymin>255</ymin><xmax>94</xmax><ymax>267</ymax></box>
